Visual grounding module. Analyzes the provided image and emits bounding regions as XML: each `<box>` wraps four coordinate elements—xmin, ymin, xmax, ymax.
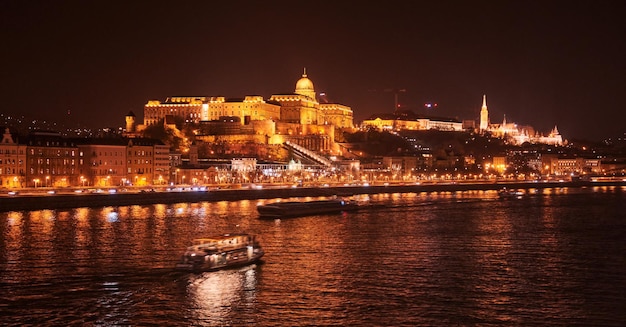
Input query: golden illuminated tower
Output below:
<box><xmin>125</xmin><ymin>111</ymin><xmax>136</xmax><ymax>133</ymax></box>
<box><xmin>480</xmin><ymin>95</ymin><xmax>489</xmax><ymax>132</ymax></box>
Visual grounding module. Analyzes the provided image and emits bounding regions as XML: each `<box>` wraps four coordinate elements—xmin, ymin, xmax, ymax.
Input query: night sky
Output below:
<box><xmin>1</xmin><ymin>1</ymin><xmax>624</xmax><ymax>141</ymax></box>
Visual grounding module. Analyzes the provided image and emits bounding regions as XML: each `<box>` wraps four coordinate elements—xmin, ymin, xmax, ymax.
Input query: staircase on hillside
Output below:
<box><xmin>283</xmin><ymin>141</ymin><xmax>333</xmax><ymax>167</ymax></box>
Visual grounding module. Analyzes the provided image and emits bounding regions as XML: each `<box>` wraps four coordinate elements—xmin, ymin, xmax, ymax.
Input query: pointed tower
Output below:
<box><xmin>480</xmin><ymin>95</ymin><xmax>489</xmax><ymax>132</ymax></box>
<box><xmin>2</xmin><ymin>128</ymin><xmax>15</xmax><ymax>144</ymax></box>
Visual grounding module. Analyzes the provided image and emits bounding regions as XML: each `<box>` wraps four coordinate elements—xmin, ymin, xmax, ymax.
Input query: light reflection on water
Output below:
<box><xmin>0</xmin><ymin>187</ymin><xmax>624</xmax><ymax>326</ymax></box>
<box><xmin>188</xmin><ymin>266</ymin><xmax>259</xmax><ymax>325</ymax></box>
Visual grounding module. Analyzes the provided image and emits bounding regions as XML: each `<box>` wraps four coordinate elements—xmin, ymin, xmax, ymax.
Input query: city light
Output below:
<box><xmin>0</xmin><ymin>72</ymin><xmax>624</xmax><ymax>192</ymax></box>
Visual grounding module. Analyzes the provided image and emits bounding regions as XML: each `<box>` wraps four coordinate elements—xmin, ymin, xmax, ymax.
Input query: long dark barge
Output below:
<box><xmin>257</xmin><ymin>198</ymin><xmax>359</xmax><ymax>218</ymax></box>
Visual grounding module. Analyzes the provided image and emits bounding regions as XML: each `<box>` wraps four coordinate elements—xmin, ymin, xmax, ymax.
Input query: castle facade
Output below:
<box><xmin>139</xmin><ymin>70</ymin><xmax>354</xmax><ymax>154</ymax></box>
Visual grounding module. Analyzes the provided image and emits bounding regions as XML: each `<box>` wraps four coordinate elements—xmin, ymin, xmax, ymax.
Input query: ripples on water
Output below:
<box><xmin>0</xmin><ymin>187</ymin><xmax>624</xmax><ymax>326</ymax></box>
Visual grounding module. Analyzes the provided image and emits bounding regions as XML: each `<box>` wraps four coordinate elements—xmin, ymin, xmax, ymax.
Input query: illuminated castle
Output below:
<box><xmin>479</xmin><ymin>95</ymin><xmax>564</xmax><ymax>145</ymax></box>
<box><xmin>359</xmin><ymin>94</ymin><xmax>564</xmax><ymax>146</ymax></box>
<box><xmin>139</xmin><ymin>69</ymin><xmax>354</xmax><ymax>154</ymax></box>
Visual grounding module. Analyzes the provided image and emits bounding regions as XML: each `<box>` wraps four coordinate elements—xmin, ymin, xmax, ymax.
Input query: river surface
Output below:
<box><xmin>1</xmin><ymin>186</ymin><xmax>624</xmax><ymax>326</ymax></box>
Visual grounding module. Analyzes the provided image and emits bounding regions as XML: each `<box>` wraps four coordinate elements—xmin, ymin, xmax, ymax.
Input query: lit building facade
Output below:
<box><xmin>479</xmin><ymin>95</ymin><xmax>564</xmax><ymax>145</ymax></box>
<box><xmin>126</xmin><ymin>138</ymin><xmax>168</xmax><ymax>186</ymax></box>
<box><xmin>1</xmin><ymin>129</ymin><xmax>188</xmax><ymax>188</ymax></box>
<box><xmin>154</xmin><ymin>143</ymin><xmax>170</xmax><ymax>185</ymax></box>
<box><xmin>141</xmin><ymin>70</ymin><xmax>354</xmax><ymax>153</ymax></box>
<box><xmin>363</xmin><ymin>95</ymin><xmax>564</xmax><ymax>145</ymax></box>
<box><xmin>361</xmin><ymin>113</ymin><xmax>463</xmax><ymax>132</ymax></box>
<box><xmin>144</xmin><ymin>97</ymin><xmax>206</xmax><ymax>126</ymax></box>
<box><xmin>144</xmin><ymin>96</ymin><xmax>282</xmax><ymax>126</ymax></box>
<box><xmin>269</xmin><ymin>69</ymin><xmax>323</xmax><ymax>125</ymax></box>
<box><xmin>77</xmin><ymin>139</ymin><xmax>127</xmax><ymax>187</ymax></box>
<box><xmin>25</xmin><ymin>131</ymin><xmax>78</xmax><ymax>188</ymax></box>
<box><xmin>0</xmin><ymin>128</ymin><xmax>27</xmax><ymax>188</ymax></box>
<box><xmin>319</xmin><ymin>103</ymin><xmax>354</xmax><ymax>129</ymax></box>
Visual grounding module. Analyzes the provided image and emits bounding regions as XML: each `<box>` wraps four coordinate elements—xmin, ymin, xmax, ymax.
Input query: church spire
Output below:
<box><xmin>303</xmin><ymin>67</ymin><xmax>307</xmax><ymax>77</ymax></box>
<box><xmin>1</xmin><ymin>128</ymin><xmax>15</xmax><ymax>144</ymax></box>
<box><xmin>480</xmin><ymin>94</ymin><xmax>489</xmax><ymax>132</ymax></box>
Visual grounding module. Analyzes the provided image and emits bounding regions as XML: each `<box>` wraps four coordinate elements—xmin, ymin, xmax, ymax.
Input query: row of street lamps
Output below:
<box><xmin>32</xmin><ymin>176</ymin><xmax>51</xmax><ymax>188</ymax></box>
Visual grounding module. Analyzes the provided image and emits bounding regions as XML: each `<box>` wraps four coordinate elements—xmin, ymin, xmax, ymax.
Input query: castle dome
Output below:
<box><xmin>295</xmin><ymin>68</ymin><xmax>315</xmax><ymax>95</ymax></box>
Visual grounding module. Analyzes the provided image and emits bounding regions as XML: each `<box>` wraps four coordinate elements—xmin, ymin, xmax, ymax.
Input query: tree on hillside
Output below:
<box><xmin>343</xmin><ymin>130</ymin><xmax>412</xmax><ymax>156</ymax></box>
<box><xmin>141</xmin><ymin>118</ymin><xmax>182</xmax><ymax>150</ymax></box>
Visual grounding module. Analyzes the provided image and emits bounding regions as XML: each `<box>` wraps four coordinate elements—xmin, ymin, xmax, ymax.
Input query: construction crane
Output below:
<box><xmin>385</xmin><ymin>88</ymin><xmax>407</xmax><ymax>113</ymax></box>
<box><xmin>369</xmin><ymin>88</ymin><xmax>407</xmax><ymax>114</ymax></box>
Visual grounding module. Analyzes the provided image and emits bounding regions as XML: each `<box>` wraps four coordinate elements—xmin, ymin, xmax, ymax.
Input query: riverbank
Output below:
<box><xmin>1</xmin><ymin>180</ymin><xmax>624</xmax><ymax>212</ymax></box>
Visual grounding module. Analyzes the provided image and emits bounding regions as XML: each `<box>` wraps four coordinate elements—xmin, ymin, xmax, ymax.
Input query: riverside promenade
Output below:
<box><xmin>1</xmin><ymin>180</ymin><xmax>624</xmax><ymax>212</ymax></box>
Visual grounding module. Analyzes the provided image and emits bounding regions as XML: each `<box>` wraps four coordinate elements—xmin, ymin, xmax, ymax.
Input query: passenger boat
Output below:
<box><xmin>498</xmin><ymin>187</ymin><xmax>524</xmax><ymax>199</ymax></box>
<box><xmin>256</xmin><ymin>198</ymin><xmax>359</xmax><ymax>218</ymax></box>
<box><xmin>175</xmin><ymin>233</ymin><xmax>264</xmax><ymax>272</ymax></box>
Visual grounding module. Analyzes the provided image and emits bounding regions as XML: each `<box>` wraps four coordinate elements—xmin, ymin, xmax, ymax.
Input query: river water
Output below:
<box><xmin>0</xmin><ymin>186</ymin><xmax>624</xmax><ymax>326</ymax></box>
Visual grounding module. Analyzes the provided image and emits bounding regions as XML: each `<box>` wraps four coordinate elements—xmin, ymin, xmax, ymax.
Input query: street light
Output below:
<box><xmin>33</xmin><ymin>178</ymin><xmax>40</xmax><ymax>188</ymax></box>
<box><xmin>46</xmin><ymin>176</ymin><xmax>50</xmax><ymax>187</ymax></box>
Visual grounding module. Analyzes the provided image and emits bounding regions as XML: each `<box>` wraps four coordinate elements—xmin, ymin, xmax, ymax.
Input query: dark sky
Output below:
<box><xmin>1</xmin><ymin>1</ymin><xmax>625</xmax><ymax>141</ymax></box>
